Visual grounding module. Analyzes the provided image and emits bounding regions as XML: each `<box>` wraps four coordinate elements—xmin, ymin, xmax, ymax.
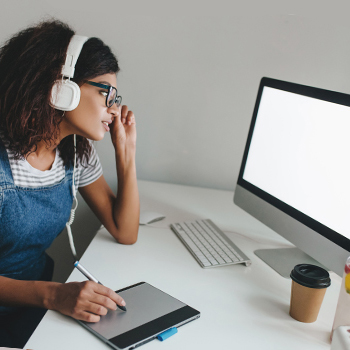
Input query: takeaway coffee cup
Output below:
<box><xmin>289</xmin><ymin>264</ymin><xmax>331</xmax><ymax>323</ymax></box>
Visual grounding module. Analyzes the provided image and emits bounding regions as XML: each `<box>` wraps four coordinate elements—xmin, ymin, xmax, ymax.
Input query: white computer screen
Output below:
<box><xmin>243</xmin><ymin>86</ymin><xmax>350</xmax><ymax>238</ymax></box>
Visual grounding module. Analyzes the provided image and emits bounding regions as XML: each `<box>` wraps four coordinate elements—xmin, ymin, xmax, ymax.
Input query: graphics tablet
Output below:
<box><xmin>77</xmin><ymin>282</ymin><xmax>200</xmax><ymax>349</ymax></box>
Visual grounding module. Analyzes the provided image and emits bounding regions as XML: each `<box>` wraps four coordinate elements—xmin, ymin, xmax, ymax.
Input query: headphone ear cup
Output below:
<box><xmin>50</xmin><ymin>80</ymin><xmax>81</xmax><ymax>111</ymax></box>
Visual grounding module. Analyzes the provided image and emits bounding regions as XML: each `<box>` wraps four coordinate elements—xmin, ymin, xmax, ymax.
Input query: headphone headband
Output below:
<box><xmin>61</xmin><ymin>35</ymin><xmax>89</xmax><ymax>78</ymax></box>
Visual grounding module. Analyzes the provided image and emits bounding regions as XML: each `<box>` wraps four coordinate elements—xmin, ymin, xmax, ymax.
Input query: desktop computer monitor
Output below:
<box><xmin>234</xmin><ymin>77</ymin><xmax>350</xmax><ymax>278</ymax></box>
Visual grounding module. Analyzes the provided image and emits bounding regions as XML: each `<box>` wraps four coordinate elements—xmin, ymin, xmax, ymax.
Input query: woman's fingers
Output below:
<box><xmin>126</xmin><ymin>112</ymin><xmax>135</xmax><ymax>125</ymax></box>
<box><xmin>121</xmin><ymin>105</ymin><xmax>128</xmax><ymax>124</ymax></box>
<box><xmin>120</xmin><ymin>105</ymin><xmax>135</xmax><ymax>125</ymax></box>
<box><xmin>76</xmin><ymin>310</ymin><xmax>101</xmax><ymax>323</ymax></box>
<box><xmin>92</xmin><ymin>283</ymin><xmax>126</xmax><ymax>309</ymax></box>
<box><xmin>53</xmin><ymin>281</ymin><xmax>126</xmax><ymax>322</ymax></box>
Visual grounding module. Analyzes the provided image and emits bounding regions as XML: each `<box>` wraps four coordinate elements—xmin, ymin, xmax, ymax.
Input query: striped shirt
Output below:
<box><xmin>0</xmin><ymin>136</ymin><xmax>103</xmax><ymax>193</ymax></box>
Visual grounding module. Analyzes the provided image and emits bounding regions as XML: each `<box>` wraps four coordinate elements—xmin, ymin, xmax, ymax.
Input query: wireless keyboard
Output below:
<box><xmin>170</xmin><ymin>219</ymin><xmax>251</xmax><ymax>268</ymax></box>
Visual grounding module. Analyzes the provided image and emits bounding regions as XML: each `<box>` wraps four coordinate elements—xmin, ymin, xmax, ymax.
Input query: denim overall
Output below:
<box><xmin>0</xmin><ymin>139</ymin><xmax>74</xmax><ymax>316</ymax></box>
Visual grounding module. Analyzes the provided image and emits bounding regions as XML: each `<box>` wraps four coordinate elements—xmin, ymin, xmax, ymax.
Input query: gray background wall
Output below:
<box><xmin>1</xmin><ymin>0</ymin><xmax>349</xmax><ymax>281</ymax></box>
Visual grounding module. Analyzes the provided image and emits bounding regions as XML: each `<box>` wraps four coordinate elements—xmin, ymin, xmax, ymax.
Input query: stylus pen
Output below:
<box><xmin>74</xmin><ymin>261</ymin><xmax>127</xmax><ymax>312</ymax></box>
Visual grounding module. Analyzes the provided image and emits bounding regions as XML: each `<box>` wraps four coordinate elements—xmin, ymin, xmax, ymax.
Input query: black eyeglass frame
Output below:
<box><xmin>85</xmin><ymin>81</ymin><xmax>122</xmax><ymax>108</ymax></box>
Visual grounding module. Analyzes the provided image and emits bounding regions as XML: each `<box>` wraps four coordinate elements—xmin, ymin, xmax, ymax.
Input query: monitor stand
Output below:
<box><xmin>254</xmin><ymin>247</ymin><xmax>329</xmax><ymax>279</ymax></box>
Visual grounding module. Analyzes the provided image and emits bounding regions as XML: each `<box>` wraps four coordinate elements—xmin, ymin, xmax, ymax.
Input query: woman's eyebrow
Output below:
<box><xmin>98</xmin><ymin>81</ymin><xmax>112</xmax><ymax>87</ymax></box>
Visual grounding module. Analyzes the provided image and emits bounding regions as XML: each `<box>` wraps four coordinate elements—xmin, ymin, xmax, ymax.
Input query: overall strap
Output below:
<box><xmin>0</xmin><ymin>139</ymin><xmax>15</xmax><ymax>188</ymax></box>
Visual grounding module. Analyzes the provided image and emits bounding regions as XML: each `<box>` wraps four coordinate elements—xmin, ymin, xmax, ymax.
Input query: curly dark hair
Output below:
<box><xmin>0</xmin><ymin>19</ymin><xmax>119</xmax><ymax>166</ymax></box>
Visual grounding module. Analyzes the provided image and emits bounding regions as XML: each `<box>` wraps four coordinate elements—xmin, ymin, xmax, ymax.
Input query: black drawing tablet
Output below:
<box><xmin>77</xmin><ymin>282</ymin><xmax>200</xmax><ymax>349</ymax></box>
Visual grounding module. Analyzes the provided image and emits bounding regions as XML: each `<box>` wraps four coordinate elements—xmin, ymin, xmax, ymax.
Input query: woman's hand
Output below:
<box><xmin>109</xmin><ymin>105</ymin><xmax>136</xmax><ymax>153</ymax></box>
<box><xmin>92</xmin><ymin>103</ymin><xmax>139</xmax><ymax>245</ymax></box>
<box><xmin>50</xmin><ymin>281</ymin><xmax>126</xmax><ymax>323</ymax></box>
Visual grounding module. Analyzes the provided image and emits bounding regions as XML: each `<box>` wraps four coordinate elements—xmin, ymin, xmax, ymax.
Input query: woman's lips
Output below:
<box><xmin>102</xmin><ymin>121</ymin><xmax>110</xmax><ymax>131</ymax></box>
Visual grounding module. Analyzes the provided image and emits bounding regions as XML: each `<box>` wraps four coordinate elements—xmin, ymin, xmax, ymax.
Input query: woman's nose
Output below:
<box><xmin>108</xmin><ymin>103</ymin><xmax>121</xmax><ymax>117</ymax></box>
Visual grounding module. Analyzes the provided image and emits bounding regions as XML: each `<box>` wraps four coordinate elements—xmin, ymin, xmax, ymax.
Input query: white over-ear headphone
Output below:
<box><xmin>50</xmin><ymin>35</ymin><xmax>89</xmax><ymax>111</ymax></box>
<box><xmin>50</xmin><ymin>34</ymin><xmax>89</xmax><ymax>260</ymax></box>
<box><xmin>56</xmin><ymin>35</ymin><xmax>106</xmax><ymax>277</ymax></box>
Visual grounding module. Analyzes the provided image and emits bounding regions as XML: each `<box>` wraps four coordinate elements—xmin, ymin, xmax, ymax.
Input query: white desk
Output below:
<box><xmin>26</xmin><ymin>180</ymin><xmax>340</xmax><ymax>350</ymax></box>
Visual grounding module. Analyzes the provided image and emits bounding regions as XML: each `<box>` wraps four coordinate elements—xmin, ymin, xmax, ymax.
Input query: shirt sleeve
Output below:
<box><xmin>76</xmin><ymin>141</ymin><xmax>103</xmax><ymax>188</ymax></box>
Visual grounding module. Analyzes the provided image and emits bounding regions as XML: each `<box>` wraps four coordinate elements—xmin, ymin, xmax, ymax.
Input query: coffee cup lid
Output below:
<box><xmin>290</xmin><ymin>264</ymin><xmax>331</xmax><ymax>289</ymax></box>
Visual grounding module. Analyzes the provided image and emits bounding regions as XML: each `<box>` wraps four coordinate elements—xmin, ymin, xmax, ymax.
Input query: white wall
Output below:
<box><xmin>1</xmin><ymin>0</ymin><xmax>350</xmax><ymax>280</ymax></box>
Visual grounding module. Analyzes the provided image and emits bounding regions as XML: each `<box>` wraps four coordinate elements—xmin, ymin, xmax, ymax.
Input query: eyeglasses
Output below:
<box><xmin>85</xmin><ymin>81</ymin><xmax>122</xmax><ymax>108</ymax></box>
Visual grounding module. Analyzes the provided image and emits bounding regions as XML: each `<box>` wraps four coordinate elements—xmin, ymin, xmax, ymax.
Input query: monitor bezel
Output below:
<box><xmin>237</xmin><ymin>77</ymin><xmax>350</xmax><ymax>253</ymax></box>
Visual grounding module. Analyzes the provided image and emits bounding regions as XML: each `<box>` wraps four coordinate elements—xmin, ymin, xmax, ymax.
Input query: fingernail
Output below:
<box><xmin>121</xmin><ymin>300</ymin><xmax>126</xmax><ymax>306</ymax></box>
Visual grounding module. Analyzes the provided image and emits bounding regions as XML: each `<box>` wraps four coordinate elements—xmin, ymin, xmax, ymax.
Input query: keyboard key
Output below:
<box><xmin>217</xmin><ymin>257</ymin><xmax>225</xmax><ymax>264</ymax></box>
<box><xmin>223</xmin><ymin>256</ymin><xmax>233</xmax><ymax>263</ymax></box>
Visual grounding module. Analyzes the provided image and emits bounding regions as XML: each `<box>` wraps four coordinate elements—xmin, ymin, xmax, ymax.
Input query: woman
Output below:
<box><xmin>0</xmin><ymin>20</ymin><xmax>139</xmax><ymax>347</ymax></box>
